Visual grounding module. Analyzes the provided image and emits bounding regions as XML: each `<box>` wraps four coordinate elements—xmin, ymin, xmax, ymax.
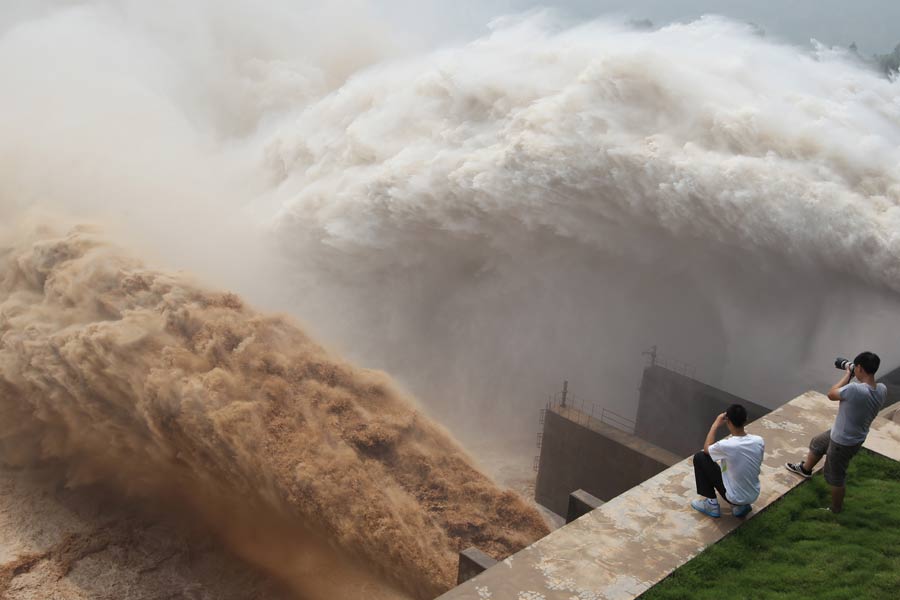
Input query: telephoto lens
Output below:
<box><xmin>835</xmin><ymin>357</ymin><xmax>854</xmax><ymax>371</ymax></box>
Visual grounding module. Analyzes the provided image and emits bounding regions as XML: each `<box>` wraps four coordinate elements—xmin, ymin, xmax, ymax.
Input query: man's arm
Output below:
<box><xmin>827</xmin><ymin>365</ymin><xmax>853</xmax><ymax>401</ymax></box>
<box><xmin>703</xmin><ymin>412</ymin><xmax>726</xmax><ymax>454</ymax></box>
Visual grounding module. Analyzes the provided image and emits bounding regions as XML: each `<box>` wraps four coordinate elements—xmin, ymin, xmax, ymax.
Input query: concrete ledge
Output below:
<box><xmin>457</xmin><ymin>547</ymin><xmax>499</xmax><ymax>585</ymax></box>
<box><xmin>555</xmin><ymin>405</ymin><xmax>682</xmax><ymax>466</ymax></box>
<box><xmin>864</xmin><ymin>410</ymin><xmax>900</xmax><ymax>462</ymax></box>
<box><xmin>437</xmin><ymin>391</ymin><xmax>849</xmax><ymax>600</ymax></box>
<box><xmin>535</xmin><ymin>407</ymin><xmax>680</xmax><ymax>515</ymax></box>
<box><xmin>566</xmin><ymin>489</ymin><xmax>604</xmax><ymax>524</ymax></box>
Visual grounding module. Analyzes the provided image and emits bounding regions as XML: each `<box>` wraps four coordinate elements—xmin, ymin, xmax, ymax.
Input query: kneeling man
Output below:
<box><xmin>691</xmin><ymin>404</ymin><xmax>765</xmax><ymax>518</ymax></box>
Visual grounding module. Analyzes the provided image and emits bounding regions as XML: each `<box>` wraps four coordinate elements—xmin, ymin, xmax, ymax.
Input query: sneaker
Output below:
<box><xmin>785</xmin><ymin>462</ymin><xmax>812</xmax><ymax>478</ymax></box>
<box><xmin>732</xmin><ymin>504</ymin><xmax>752</xmax><ymax>518</ymax></box>
<box><xmin>691</xmin><ymin>498</ymin><xmax>721</xmax><ymax>518</ymax></box>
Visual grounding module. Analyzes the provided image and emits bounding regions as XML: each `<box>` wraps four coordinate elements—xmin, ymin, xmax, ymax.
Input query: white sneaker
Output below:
<box><xmin>691</xmin><ymin>498</ymin><xmax>721</xmax><ymax>518</ymax></box>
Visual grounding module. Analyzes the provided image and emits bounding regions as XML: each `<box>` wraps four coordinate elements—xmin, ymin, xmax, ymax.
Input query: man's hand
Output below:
<box><xmin>827</xmin><ymin>365</ymin><xmax>853</xmax><ymax>402</ymax></box>
<box><xmin>704</xmin><ymin>413</ymin><xmax>727</xmax><ymax>454</ymax></box>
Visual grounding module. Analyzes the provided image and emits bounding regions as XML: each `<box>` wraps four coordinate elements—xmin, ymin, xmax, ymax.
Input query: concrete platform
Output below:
<box><xmin>438</xmin><ymin>391</ymin><xmax>899</xmax><ymax>600</ymax></box>
<box><xmin>866</xmin><ymin>406</ymin><xmax>900</xmax><ymax>462</ymax></box>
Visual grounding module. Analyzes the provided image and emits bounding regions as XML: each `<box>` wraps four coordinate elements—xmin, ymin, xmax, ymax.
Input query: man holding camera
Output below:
<box><xmin>690</xmin><ymin>404</ymin><xmax>765</xmax><ymax>519</ymax></box>
<box><xmin>786</xmin><ymin>351</ymin><xmax>887</xmax><ymax>513</ymax></box>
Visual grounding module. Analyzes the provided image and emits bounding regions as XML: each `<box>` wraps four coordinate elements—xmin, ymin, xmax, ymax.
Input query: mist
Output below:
<box><xmin>264</xmin><ymin>12</ymin><xmax>900</xmax><ymax>437</ymax></box>
<box><xmin>1</xmin><ymin>0</ymin><xmax>899</xmax><ymax>495</ymax></box>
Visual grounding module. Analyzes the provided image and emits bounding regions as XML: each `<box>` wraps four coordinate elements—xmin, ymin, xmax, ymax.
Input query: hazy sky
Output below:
<box><xmin>376</xmin><ymin>0</ymin><xmax>900</xmax><ymax>54</ymax></box>
<box><xmin>2</xmin><ymin>2</ymin><xmax>897</xmax><ymax>55</ymax></box>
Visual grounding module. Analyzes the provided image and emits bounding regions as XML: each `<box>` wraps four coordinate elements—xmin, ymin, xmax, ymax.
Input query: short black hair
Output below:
<box><xmin>853</xmin><ymin>351</ymin><xmax>881</xmax><ymax>375</ymax></box>
<box><xmin>726</xmin><ymin>404</ymin><xmax>748</xmax><ymax>427</ymax></box>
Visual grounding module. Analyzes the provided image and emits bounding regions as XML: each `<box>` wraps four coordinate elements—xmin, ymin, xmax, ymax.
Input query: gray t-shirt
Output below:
<box><xmin>831</xmin><ymin>382</ymin><xmax>887</xmax><ymax>446</ymax></box>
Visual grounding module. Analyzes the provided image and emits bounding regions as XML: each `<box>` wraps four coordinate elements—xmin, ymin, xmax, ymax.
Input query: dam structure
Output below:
<box><xmin>534</xmin><ymin>358</ymin><xmax>770</xmax><ymax>518</ymax></box>
<box><xmin>440</xmin><ymin>389</ymin><xmax>900</xmax><ymax>599</ymax></box>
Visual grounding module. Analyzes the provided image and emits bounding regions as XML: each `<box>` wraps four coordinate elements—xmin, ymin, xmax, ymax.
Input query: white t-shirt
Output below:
<box><xmin>708</xmin><ymin>434</ymin><xmax>765</xmax><ymax>505</ymax></box>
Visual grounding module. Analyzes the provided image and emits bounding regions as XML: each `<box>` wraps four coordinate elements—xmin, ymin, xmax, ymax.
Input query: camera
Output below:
<box><xmin>835</xmin><ymin>357</ymin><xmax>855</xmax><ymax>376</ymax></box>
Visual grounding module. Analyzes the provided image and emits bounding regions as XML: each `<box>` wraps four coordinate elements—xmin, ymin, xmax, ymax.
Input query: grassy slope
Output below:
<box><xmin>643</xmin><ymin>450</ymin><xmax>900</xmax><ymax>600</ymax></box>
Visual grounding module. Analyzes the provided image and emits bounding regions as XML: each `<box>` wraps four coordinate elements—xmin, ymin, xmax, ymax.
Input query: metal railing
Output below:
<box><xmin>642</xmin><ymin>345</ymin><xmax>697</xmax><ymax>379</ymax></box>
<box><xmin>598</xmin><ymin>406</ymin><xmax>637</xmax><ymax>433</ymax></box>
<box><xmin>533</xmin><ymin>346</ymin><xmax>698</xmax><ymax>474</ymax></box>
<box><xmin>533</xmin><ymin>383</ymin><xmax>639</xmax><ymax>474</ymax></box>
<box><xmin>542</xmin><ymin>391</ymin><xmax>636</xmax><ymax>436</ymax></box>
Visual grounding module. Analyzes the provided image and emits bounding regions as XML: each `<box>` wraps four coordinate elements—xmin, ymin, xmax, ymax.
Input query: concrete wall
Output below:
<box><xmin>878</xmin><ymin>364</ymin><xmax>900</xmax><ymax>409</ymax></box>
<box><xmin>634</xmin><ymin>365</ymin><xmax>770</xmax><ymax>457</ymax></box>
<box><xmin>534</xmin><ymin>408</ymin><xmax>678</xmax><ymax>517</ymax></box>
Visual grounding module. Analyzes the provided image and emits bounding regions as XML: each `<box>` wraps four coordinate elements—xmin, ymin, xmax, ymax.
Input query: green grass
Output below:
<box><xmin>643</xmin><ymin>450</ymin><xmax>900</xmax><ymax>600</ymax></box>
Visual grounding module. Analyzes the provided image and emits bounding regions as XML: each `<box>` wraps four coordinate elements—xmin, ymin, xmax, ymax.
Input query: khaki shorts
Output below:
<box><xmin>809</xmin><ymin>429</ymin><xmax>862</xmax><ymax>487</ymax></box>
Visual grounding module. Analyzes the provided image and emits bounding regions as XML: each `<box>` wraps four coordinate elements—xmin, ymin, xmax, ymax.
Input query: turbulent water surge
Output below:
<box><xmin>2</xmin><ymin>2</ymin><xmax>900</xmax><ymax>596</ymax></box>
<box><xmin>265</xmin><ymin>13</ymin><xmax>900</xmax><ymax>427</ymax></box>
<box><xmin>0</xmin><ymin>227</ymin><xmax>548</xmax><ymax>599</ymax></box>
<box><xmin>2</xmin><ymin>4</ymin><xmax>899</xmax><ymax>431</ymax></box>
